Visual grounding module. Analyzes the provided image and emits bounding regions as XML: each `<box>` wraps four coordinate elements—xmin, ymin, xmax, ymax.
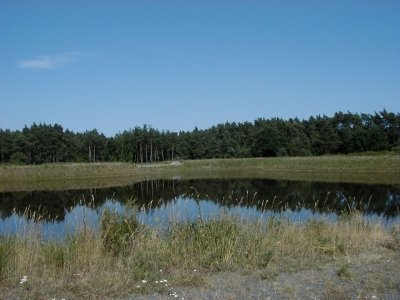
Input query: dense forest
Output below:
<box><xmin>0</xmin><ymin>110</ymin><xmax>399</xmax><ymax>164</ymax></box>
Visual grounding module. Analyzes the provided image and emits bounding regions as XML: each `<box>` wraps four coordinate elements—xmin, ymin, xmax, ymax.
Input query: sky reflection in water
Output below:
<box><xmin>0</xmin><ymin>178</ymin><xmax>399</xmax><ymax>239</ymax></box>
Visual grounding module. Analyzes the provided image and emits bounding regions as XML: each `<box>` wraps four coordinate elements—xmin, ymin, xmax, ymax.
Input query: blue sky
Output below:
<box><xmin>1</xmin><ymin>1</ymin><xmax>399</xmax><ymax>136</ymax></box>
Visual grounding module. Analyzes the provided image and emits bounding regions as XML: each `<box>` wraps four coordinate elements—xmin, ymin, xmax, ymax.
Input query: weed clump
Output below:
<box><xmin>168</xmin><ymin>218</ymin><xmax>242</xmax><ymax>269</ymax></box>
<box><xmin>41</xmin><ymin>242</ymin><xmax>65</xmax><ymax>270</ymax></box>
<box><xmin>337</xmin><ymin>264</ymin><xmax>351</xmax><ymax>279</ymax></box>
<box><xmin>100</xmin><ymin>208</ymin><xmax>143</xmax><ymax>255</ymax></box>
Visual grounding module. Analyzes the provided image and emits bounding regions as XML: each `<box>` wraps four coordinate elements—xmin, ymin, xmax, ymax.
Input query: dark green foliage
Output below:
<box><xmin>0</xmin><ymin>110</ymin><xmax>399</xmax><ymax>164</ymax></box>
<box><xmin>0</xmin><ymin>130</ymin><xmax>12</xmax><ymax>163</ymax></box>
<box><xmin>252</xmin><ymin>120</ymin><xmax>283</xmax><ymax>157</ymax></box>
<box><xmin>9</xmin><ymin>152</ymin><xmax>27</xmax><ymax>164</ymax></box>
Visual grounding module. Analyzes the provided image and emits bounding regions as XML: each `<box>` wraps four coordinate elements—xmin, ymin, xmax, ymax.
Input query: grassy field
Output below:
<box><xmin>0</xmin><ymin>154</ymin><xmax>399</xmax><ymax>191</ymax></box>
<box><xmin>0</xmin><ymin>208</ymin><xmax>399</xmax><ymax>299</ymax></box>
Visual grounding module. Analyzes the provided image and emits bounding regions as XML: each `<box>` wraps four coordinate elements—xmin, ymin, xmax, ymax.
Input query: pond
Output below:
<box><xmin>1</xmin><ymin>178</ymin><xmax>399</xmax><ymax>239</ymax></box>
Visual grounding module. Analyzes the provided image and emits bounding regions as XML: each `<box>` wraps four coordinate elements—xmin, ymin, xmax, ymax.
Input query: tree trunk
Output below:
<box><xmin>88</xmin><ymin>144</ymin><xmax>92</xmax><ymax>163</ymax></box>
<box><xmin>150</xmin><ymin>140</ymin><xmax>153</xmax><ymax>163</ymax></box>
<box><xmin>140</xmin><ymin>142</ymin><xmax>143</xmax><ymax>164</ymax></box>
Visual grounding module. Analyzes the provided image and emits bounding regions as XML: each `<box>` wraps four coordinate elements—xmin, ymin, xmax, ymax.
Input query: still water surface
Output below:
<box><xmin>1</xmin><ymin>178</ymin><xmax>399</xmax><ymax>239</ymax></box>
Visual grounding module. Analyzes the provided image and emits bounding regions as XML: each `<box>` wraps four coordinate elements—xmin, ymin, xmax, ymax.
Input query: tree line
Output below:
<box><xmin>0</xmin><ymin>110</ymin><xmax>399</xmax><ymax>164</ymax></box>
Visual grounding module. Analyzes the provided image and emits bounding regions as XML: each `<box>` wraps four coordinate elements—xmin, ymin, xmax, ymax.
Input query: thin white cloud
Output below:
<box><xmin>18</xmin><ymin>52</ymin><xmax>83</xmax><ymax>70</ymax></box>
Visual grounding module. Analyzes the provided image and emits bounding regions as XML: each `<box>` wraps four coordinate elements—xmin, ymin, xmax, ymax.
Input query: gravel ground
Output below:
<box><xmin>129</xmin><ymin>250</ymin><xmax>400</xmax><ymax>300</ymax></box>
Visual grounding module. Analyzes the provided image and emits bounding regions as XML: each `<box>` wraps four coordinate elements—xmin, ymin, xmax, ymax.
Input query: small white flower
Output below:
<box><xmin>193</xmin><ymin>269</ymin><xmax>197</xmax><ymax>272</ymax></box>
<box><xmin>136</xmin><ymin>285</ymin><xmax>141</xmax><ymax>288</ymax></box>
<box><xmin>159</xmin><ymin>269</ymin><xmax>163</xmax><ymax>272</ymax></box>
<box><xmin>141</xmin><ymin>280</ymin><xmax>147</xmax><ymax>283</ymax></box>
<box><xmin>19</xmin><ymin>279</ymin><xmax>28</xmax><ymax>284</ymax></box>
<box><xmin>371</xmin><ymin>296</ymin><xmax>377</xmax><ymax>299</ymax></box>
<box><xmin>155</xmin><ymin>280</ymin><xmax>159</xmax><ymax>283</ymax></box>
<box><xmin>165</xmin><ymin>283</ymin><xmax>168</xmax><ymax>286</ymax></box>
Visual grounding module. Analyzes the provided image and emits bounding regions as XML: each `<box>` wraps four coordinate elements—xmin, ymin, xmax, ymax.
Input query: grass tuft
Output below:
<box><xmin>337</xmin><ymin>264</ymin><xmax>352</xmax><ymax>279</ymax></box>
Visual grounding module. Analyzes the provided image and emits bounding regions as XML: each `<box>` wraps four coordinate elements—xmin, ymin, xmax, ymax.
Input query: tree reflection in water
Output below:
<box><xmin>0</xmin><ymin>179</ymin><xmax>399</xmax><ymax>238</ymax></box>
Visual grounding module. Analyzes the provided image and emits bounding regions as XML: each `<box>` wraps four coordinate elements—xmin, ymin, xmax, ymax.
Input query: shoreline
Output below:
<box><xmin>0</xmin><ymin>155</ymin><xmax>399</xmax><ymax>192</ymax></box>
<box><xmin>0</xmin><ymin>212</ymin><xmax>399</xmax><ymax>299</ymax></box>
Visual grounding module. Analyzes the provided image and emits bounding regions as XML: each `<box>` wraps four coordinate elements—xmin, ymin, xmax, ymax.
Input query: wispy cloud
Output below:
<box><xmin>18</xmin><ymin>52</ymin><xmax>83</xmax><ymax>70</ymax></box>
